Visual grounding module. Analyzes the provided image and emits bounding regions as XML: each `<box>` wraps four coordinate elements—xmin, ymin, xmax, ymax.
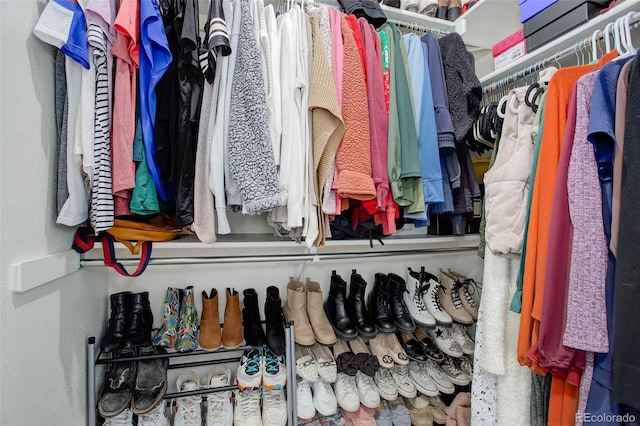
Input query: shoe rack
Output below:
<box><xmin>86</xmin><ymin>322</ymin><xmax>297</xmax><ymax>426</ymax></box>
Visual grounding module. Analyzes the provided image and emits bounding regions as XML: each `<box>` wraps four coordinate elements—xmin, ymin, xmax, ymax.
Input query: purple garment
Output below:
<box><xmin>564</xmin><ymin>71</ymin><xmax>609</xmax><ymax>353</ymax></box>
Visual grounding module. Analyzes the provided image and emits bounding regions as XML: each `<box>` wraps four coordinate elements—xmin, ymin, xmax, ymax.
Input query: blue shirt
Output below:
<box><xmin>139</xmin><ymin>0</ymin><xmax>174</xmax><ymax>202</ymax></box>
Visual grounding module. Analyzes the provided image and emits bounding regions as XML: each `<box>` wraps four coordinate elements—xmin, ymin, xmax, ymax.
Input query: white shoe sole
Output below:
<box><xmin>397</xmin><ymin>386</ymin><xmax>418</xmax><ymax>399</ymax></box>
<box><xmin>436</xmin><ymin>344</ymin><xmax>463</xmax><ymax>358</ymax></box>
<box><xmin>411</xmin><ymin>380</ymin><xmax>439</xmax><ymax>397</ymax></box>
<box><xmin>433</xmin><ymin>381</ymin><xmax>456</xmax><ymax>394</ymax></box>
<box><xmin>378</xmin><ymin>388</ymin><xmax>399</xmax><ymax>401</ymax></box>
<box><xmin>445</xmin><ymin>374</ymin><xmax>470</xmax><ymax>387</ymax></box>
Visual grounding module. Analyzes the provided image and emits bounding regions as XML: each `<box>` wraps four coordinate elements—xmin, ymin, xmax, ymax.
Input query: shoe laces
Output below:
<box><xmin>447</xmin><ymin>281</ymin><xmax>465</xmax><ymax>309</ymax></box>
<box><xmin>237</xmin><ymin>390</ymin><xmax>261</xmax><ymax>418</ymax></box>
<box><xmin>455</xmin><ymin>279</ymin><xmax>477</xmax><ymax>308</ymax></box>
<box><xmin>138</xmin><ymin>405</ymin><xmax>167</xmax><ymax>426</ymax></box>
<box><xmin>103</xmin><ymin>410</ymin><xmax>133</xmax><ymax>426</ymax></box>
<box><xmin>338</xmin><ymin>373</ymin><xmax>358</xmax><ymax>394</ymax></box>
<box><xmin>356</xmin><ymin>371</ymin><xmax>376</xmax><ymax>393</ymax></box>
<box><xmin>426</xmin><ymin>360</ymin><xmax>447</xmax><ymax>381</ymax></box>
<box><xmin>207</xmin><ymin>392</ymin><xmax>231</xmax><ymax>423</ymax></box>
<box><xmin>375</xmin><ymin>368</ymin><xmax>395</xmax><ymax>388</ymax></box>
<box><xmin>244</xmin><ymin>349</ymin><xmax>262</xmax><ymax>375</ymax></box>
<box><xmin>314</xmin><ymin>378</ymin><xmax>333</xmax><ymax>396</ymax></box>
<box><xmin>424</xmin><ymin>281</ymin><xmax>446</xmax><ymax>312</ymax></box>
<box><xmin>264</xmin><ymin>349</ymin><xmax>282</xmax><ymax>375</ymax></box>
<box><xmin>263</xmin><ymin>390</ymin><xmax>285</xmax><ymax>408</ymax></box>
<box><xmin>177</xmin><ymin>395</ymin><xmax>202</xmax><ymax>426</ymax></box>
<box><xmin>413</xmin><ymin>284</ymin><xmax>429</xmax><ymax>313</ymax></box>
<box><xmin>392</xmin><ymin>365</ymin><xmax>410</xmax><ymax>385</ymax></box>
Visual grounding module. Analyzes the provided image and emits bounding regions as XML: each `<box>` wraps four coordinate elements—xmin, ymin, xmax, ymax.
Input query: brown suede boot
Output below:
<box><xmin>199</xmin><ymin>289</ymin><xmax>221</xmax><ymax>351</ymax></box>
<box><xmin>283</xmin><ymin>277</ymin><xmax>316</xmax><ymax>346</ymax></box>
<box><xmin>306</xmin><ymin>278</ymin><xmax>337</xmax><ymax>346</ymax></box>
<box><xmin>221</xmin><ymin>288</ymin><xmax>244</xmax><ymax>349</ymax></box>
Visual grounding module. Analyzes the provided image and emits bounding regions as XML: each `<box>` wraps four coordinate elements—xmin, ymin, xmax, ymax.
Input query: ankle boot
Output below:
<box><xmin>199</xmin><ymin>289</ymin><xmax>221</xmax><ymax>351</ymax></box>
<box><xmin>175</xmin><ymin>286</ymin><xmax>198</xmax><ymax>352</ymax></box>
<box><xmin>265</xmin><ymin>286</ymin><xmax>286</xmax><ymax>355</ymax></box>
<box><xmin>153</xmin><ymin>287</ymin><xmax>182</xmax><ymax>349</ymax></box>
<box><xmin>388</xmin><ymin>273</ymin><xmax>416</xmax><ymax>332</ymax></box>
<box><xmin>368</xmin><ymin>273</ymin><xmax>395</xmax><ymax>333</ymax></box>
<box><xmin>242</xmin><ymin>288</ymin><xmax>266</xmax><ymax>347</ymax></box>
<box><xmin>347</xmin><ymin>270</ymin><xmax>377</xmax><ymax>339</ymax></box>
<box><xmin>324</xmin><ymin>271</ymin><xmax>357</xmax><ymax>341</ymax></box>
<box><xmin>447</xmin><ymin>0</ymin><xmax>461</xmax><ymax>20</ymax></box>
<box><xmin>101</xmin><ymin>292</ymin><xmax>132</xmax><ymax>353</ymax></box>
<box><xmin>123</xmin><ymin>292</ymin><xmax>153</xmax><ymax>348</ymax></box>
<box><xmin>284</xmin><ymin>277</ymin><xmax>316</xmax><ymax>346</ymax></box>
<box><xmin>306</xmin><ymin>278</ymin><xmax>337</xmax><ymax>346</ymax></box>
<box><xmin>436</xmin><ymin>0</ymin><xmax>448</xmax><ymax>19</ymax></box>
<box><xmin>222</xmin><ymin>288</ymin><xmax>244</xmax><ymax>349</ymax></box>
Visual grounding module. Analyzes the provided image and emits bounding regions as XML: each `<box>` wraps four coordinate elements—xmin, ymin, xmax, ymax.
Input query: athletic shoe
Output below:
<box><xmin>335</xmin><ymin>372</ymin><xmax>361</xmax><ymax>412</ymax></box>
<box><xmin>104</xmin><ymin>408</ymin><xmax>133</xmax><ymax>426</ymax></box>
<box><xmin>374</xmin><ymin>367</ymin><xmax>399</xmax><ymax>401</ymax></box>
<box><xmin>237</xmin><ymin>348</ymin><xmax>263</xmax><ymax>390</ymax></box>
<box><xmin>456</xmin><ymin>355</ymin><xmax>473</xmax><ymax>380</ymax></box>
<box><xmin>313</xmin><ymin>378</ymin><xmax>338</xmax><ymax>416</ymax></box>
<box><xmin>424</xmin><ymin>360</ymin><xmax>455</xmax><ymax>394</ymax></box>
<box><xmin>234</xmin><ymin>389</ymin><xmax>262</xmax><ymax>426</ymax></box>
<box><xmin>263</xmin><ymin>348</ymin><xmax>286</xmax><ymax>390</ymax></box>
<box><xmin>356</xmin><ymin>370</ymin><xmax>381</xmax><ymax>409</ymax></box>
<box><xmin>440</xmin><ymin>355</ymin><xmax>470</xmax><ymax>386</ymax></box>
<box><xmin>297</xmin><ymin>379</ymin><xmax>316</xmax><ymax>420</ymax></box>
<box><xmin>428</xmin><ymin>325</ymin><xmax>463</xmax><ymax>358</ymax></box>
<box><xmin>205</xmin><ymin>366</ymin><xmax>233</xmax><ymax>426</ymax></box>
<box><xmin>390</xmin><ymin>365</ymin><xmax>417</xmax><ymax>399</ymax></box>
<box><xmin>407</xmin><ymin>362</ymin><xmax>439</xmax><ymax>397</ymax></box>
<box><xmin>422</xmin><ymin>275</ymin><xmax>453</xmax><ymax>324</ymax></box>
<box><xmin>451</xmin><ymin>322</ymin><xmax>475</xmax><ymax>355</ymax></box>
<box><xmin>175</xmin><ymin>371</ymin><xmax>202</xmax><ymax>426</ymax></box>
<box><xmin>404</xmin><ymin>269</ymin><xmax>436</xmax><ymax>328</ymax></box>
<box><xmin>262</xmin><ymin>389</ymin><xmax>287</xmax><ymax>426</ymax></box>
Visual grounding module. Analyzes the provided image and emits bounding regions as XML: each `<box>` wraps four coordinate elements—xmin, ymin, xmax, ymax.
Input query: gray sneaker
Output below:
<box><xmin>439</xmin><ymin>356</ymin><xmax>469</xmax><ymax>387</ymax></box>
<box><xmin>424</xmin><ymin>359</ymin><xmax>455</xmax><ymax>394</ymax></box>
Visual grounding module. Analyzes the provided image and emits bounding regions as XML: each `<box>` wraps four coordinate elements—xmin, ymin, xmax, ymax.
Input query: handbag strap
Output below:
<box><xmin>73</xmin><ymin>228</ymin><xmax>152</xmax><ymax>277</ymax></box>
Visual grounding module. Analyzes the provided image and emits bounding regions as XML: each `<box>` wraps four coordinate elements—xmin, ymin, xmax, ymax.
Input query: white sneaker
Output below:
<box><xmin>313</xmin><ymin>378</ymin><xmax>338</xmax><ymax>416</ymax></box>
<box><xmin>440</xmin><ymin>356</ymin><xmax>470</xmax><ymax>386</ymax></box>
<box><xmin>262</xmin><ymin>389</ymin><xmax>287</xmax><ymax>426</ymax></box>
<box><xmin>237</xmin><ymin>348</ymin><xmax>263</xmax><ymax>390</ymax></box>
<box><xmin>456</xmin><ymin>355</ymin><xmax>473</xmax><ymax>380</ymax></box>
<box><xmin>422</xmin><ymin>275</ymin><xmax>453</xmax><ymax>325</ymax></box>
<box><xmin>451</xmin><ymin>322</ymin><xmax>475</xmax><ymax>355</ymax></box>
<box><xmin>374</xmin><ymin>367</ymin><xmax>399</xmax><ymax>401</ymax></box>
<box><xmin>297</xmin><ymin>379</ymin><xmax>316</xmax><ymax>420</ymax></box>
<box><xmin>404</xmin><ymin>269</ymin><xmax>436</xmax><ymax>328</ymax></box>
<box><xmin>424</xmin><ymin>360</ymin><xmax>455</xmax><ymax>394</ymax></box>
<box><xmin>355</xmin><ymin>370</ymin><xmax>381</xmax><ymax>409</ymax></box>
<box><xmin>390</xmin><ymin>364</ymin><xmax>417</xmax><ymax>399</ymax></box>
<box><xmin>263</xmin><ymin>349</ymin><xmax>287</xmax><ymax>390</ymax></box>
<box><xmin>104</xmin><ymin>408</ymin><xmax>133</xmax><ymax>426</ymax></box>
<box><xmin>407</xmin><ymin>362</ymin><xmax>439</xmax><ymax>397</ymax></box>
<box><xmin>418</xmin><ymin>0</ymin><xmax>438</xmax><ymax>15</ymax></box>
<box><xmin>428</xmin><ymin>325</ymin><xmax>463</xmax><ymax>358</ymax></box>
<box><xmin>234</xmin><ymin>389</ymin><xmax>262</xmax><ymax>426</ymax></box>
<box><xmin>137</xmin><ymin>402</ymin><xmax>169</xmax><ymax>426</ymax></box>
<box><xmin>335</xmin><ymin>373</ymin><xmax>361</xmax><ymax>412</ymax></box>
<box><xmin>175</xmin><ymin>371</ymin><xmax>203</xmax><ymax>426</ymax></box>
<box><xmin>206</xmin><ymin>366</ymin><xmax>233</xmax><ymax>426</ymax></box>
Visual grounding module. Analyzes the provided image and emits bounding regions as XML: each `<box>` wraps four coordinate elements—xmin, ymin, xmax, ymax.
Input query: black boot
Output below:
<box><xmin>388</xmin><ymin>273</ymin><xmax>416</xmax><ymax>332</ymax></box>
<box><xmin>101</xmin><ymin>292</ymin><xmax>132</xmax><ymax>353</ymax></box>
<box><xmin>265</xmin><ymin>286</ymin><xmax>286</xmax><ymax>355</ymax></box>
<box><xmin>123</xmin><ymin>292</ymin><xmax>154</xmax><ymax>349</ymax></box>
<box><xmin>243</xmin><ymin>288</ymin><xmax>266</xmax><ymax>347</ymax></box>
<box><xmin>324</xmin><ymin>271</ymin><xmax>358</xmax><ymax>341</ymax></box>
<box><xmin>368</xmin><ymin>274</ymin><xmax>396</xmax><ymax>333</ymax></box>
<box><xmin>347</xmin><ymin>270</ymin><xmax>377</xmax><ymax>338</ymax></box>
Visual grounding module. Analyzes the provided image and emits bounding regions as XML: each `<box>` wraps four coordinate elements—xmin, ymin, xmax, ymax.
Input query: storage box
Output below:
<box><xmin>525</xmin><ymin>1</ymin><xmax>609</xmax><ymax>52</ymax></box>
<box><xmin>492</xmin><ymin>28</ymin><xmax>525</xmax><ymax>57</ymax></box>
<box><xmin>524</xmin><ymin>0</ymin><xmax>610</xmax><ymax>37</ymax></box>
<box><xmin>494</xmin><ymin>40</ymin><xmax>527</xmax><ymax>70</ymax></box>
<box><xmin>519</xmin><ymin>0</ymin><xmax>558</xmax><ymax>23</ymax></box>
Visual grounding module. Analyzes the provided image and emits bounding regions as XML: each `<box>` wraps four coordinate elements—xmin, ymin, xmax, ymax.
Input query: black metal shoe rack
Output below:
<box><xmin>87</xmin><ymin>322</ymin><xmax>297</xmax><ymax>425</ymax></box>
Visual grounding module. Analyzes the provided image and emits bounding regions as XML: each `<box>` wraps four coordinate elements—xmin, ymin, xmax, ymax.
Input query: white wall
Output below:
<box><xmin>0</xmin><ymin>1</ymin><xmax>108</xmax><ymax>424</ymax></box>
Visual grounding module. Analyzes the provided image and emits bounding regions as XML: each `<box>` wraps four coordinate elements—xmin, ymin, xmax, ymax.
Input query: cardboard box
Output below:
<box><xmin>494</xmin><ymin>40</ymin><xmax>527</xmax><ymax>70</ymax></box>
<box><xmin>519</xmin><ymin>0</ymin><xmax>558</xmax><ymax>23</ymax></box>
<box><xmin>492</xmin><ymin>28</ymin><xmax>525</xmax><ymax>57</ymax></box>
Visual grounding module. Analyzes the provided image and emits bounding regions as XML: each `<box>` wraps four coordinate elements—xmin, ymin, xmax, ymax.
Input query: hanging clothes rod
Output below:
<box><xmin>482</xmin><ymin>7</ymin><xmax>640</xmax><ymax>94</ymax></box>
<box><xmin>387</xmin><ymin>18</ymin><xmax>451</xmax><ymax>37</ymax></box>
<box><xmin>80</xmin><ymin>245</ymin><xmax>477</xmax><ymax>267</ymax></box>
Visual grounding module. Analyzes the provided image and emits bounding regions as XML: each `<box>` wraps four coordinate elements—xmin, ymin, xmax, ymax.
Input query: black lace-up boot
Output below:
<box><xmin>347</xmin><ymin>270</ymin><xmax>377</xmax><ymax>339</ymax></box>
<box><xmin>388</xmin><ymin>273</ymin><xmax>416</xmax><ymax>332</ymax></box>
<box><xmin>368</xmin><ymin>273</ymin><xmax>396</xmax><ymax>333</ymax></box>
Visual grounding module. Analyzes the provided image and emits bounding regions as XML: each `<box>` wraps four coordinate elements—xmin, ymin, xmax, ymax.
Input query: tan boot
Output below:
<box><xmin>221</xmin><ymin>288</ymin><xmax>244</xmax><ymax>349</ymax></box>
<box><xmin>199</xmin><ymin>289</ymin><xmax>221</xmax><ymax>351</ymax></box>
<box><xmin>438</xmin><ymin>270</ymin><xmax>473</xmax><ymax>324</ymax></box>
<box><xmin>283</xmin><ymin>277</ymin><xmax>315</xmax><ymax>346</ymax></box>
<box><xmin>447</xmin><ymin>269</ymin><xmax>479</xmax><ymax>320</ymax></box>
<box><xmin>305</xmin><ymin>278</ymin><xmax>337</xmax><ymax>346</ymax></box>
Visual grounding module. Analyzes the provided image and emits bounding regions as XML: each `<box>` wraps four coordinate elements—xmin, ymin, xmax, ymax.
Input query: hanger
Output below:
<box><xmin>592</xmin><ymin>29</ymin><xmax>601</xmax><ymax>61</ymax></box>
<box><xmin>624</xmin><ymin>12</ymin><xmax>636</xmax><ymax>53</ymax></box>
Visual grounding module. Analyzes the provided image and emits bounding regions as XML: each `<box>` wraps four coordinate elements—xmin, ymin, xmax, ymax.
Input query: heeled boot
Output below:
<box><xmin>199</xmin><ymin>288</ymin><xmax>221</xmax><ymax>351</ymax></box>
<box><xmin>242</xmin><ymin>288</ymin><xmax>266</xmax><ymax>347</ymax></box>
<box><xmin>153</xmin><ymin>287</ymin><xmax>182</xmax><ymax>349</ymax></box>
<box><xmin>284</xmin><ymin>277</ymin><xmax>316</xmax><ymax>346</ymax></box>
<box><xmin>324</xmin><ymin>271</ymin><xmax>357</xmax><ymax>341</ymax></box>
<box><xmin>222</xmin><ymin>288</ymin><xmax>244</xmax><ymax>349</ymax></box>
<box><xmin>347</xmin><ymin>270</ymin><xmax>377</xmax><ymax>339</ymax></box>
<box><xmin>436</xmin><ymin>0</ymin><xmax>448</xmax><ymax>20</ymax></box>
<box><xmin>101</xmin><ymin>291</ymin><xmax>132</xmax><ymax>353</ymax></box>
<box><xmin>123</xmin><ymin>292</ymin><xmax>153</xmax><ymax>348</ymax></box>
<box><xmin>265</xmin><ymin>286</ymin><xmax>286</xmax><ymax>355</ymax></box>
<box><xmin>175</xmin><ymin>286</ymin><xmax>199</xmax><ymax>352</ymax></box>
<box><xmin>306</xmin><ymin>278</ymin><xmax>337</xmax><ymax>346</ymax></box>
<box><xmin>367</xmin><ymin>273</ymin><xmax>395</xmax><ymax>333</ymax></box>
<box><xmin>388</xmin><ymin>273</ymin><xmax>416</xmax><ymax>332</ymax></box>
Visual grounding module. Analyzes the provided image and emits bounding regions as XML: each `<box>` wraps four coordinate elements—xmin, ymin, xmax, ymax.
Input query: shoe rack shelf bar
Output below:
<box><xmin>87</xmin><ymin>324</ymin><xmax>296</xmax><ymax>426</ymax></box>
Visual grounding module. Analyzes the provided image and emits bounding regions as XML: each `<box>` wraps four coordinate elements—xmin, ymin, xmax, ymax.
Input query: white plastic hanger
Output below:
<box><xmin>624</xmin><ymin>12</ymin><xmax>636</xmax><ymax>53</ymax></box>
<box><xmin>592</xmin><ymin>29</ymin><xmax>601</xmax><ymax>61</ymax></box>
<box><xmin>604</xmin><ymin>22</ymin><xmax>615</xmax><ymax>53</ymax></box>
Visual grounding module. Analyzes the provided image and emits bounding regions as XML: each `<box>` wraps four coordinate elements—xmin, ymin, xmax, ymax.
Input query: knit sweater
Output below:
<box><xmin>227</xmin><ymin>1</ymin><xmax>280</xmax><ymax>213</ymax></box>
<box><xmin>335</xmin><ymin>15</ymin><xmax>376</xmax><ymax>201</ymax></box>
<box><xmin>438</xmin><ymin>33</ymin><xmax>482</xmax><ymax>143</ymax></box>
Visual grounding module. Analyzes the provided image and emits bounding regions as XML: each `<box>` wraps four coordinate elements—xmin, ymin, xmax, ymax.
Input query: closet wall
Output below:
<box><xmin>0</xmin><ymin>1</ymin><xmax>108</xmax><ymax>424</ymax></box>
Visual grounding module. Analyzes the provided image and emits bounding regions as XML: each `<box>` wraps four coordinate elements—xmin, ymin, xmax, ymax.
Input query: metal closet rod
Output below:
<box><xmin>387</xmin><ymin>18</ymin><xmax>451</xmax><ymax>37</ymax></box>
<box><xmin>483</xmin><ymin>10</ymin><xmax>640</xmax><ymax>94</ymax></box>
<box><xmin>80</xmin><ymin>246</ymin><xmax>477</xmax><ymax>267</ymax></box>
